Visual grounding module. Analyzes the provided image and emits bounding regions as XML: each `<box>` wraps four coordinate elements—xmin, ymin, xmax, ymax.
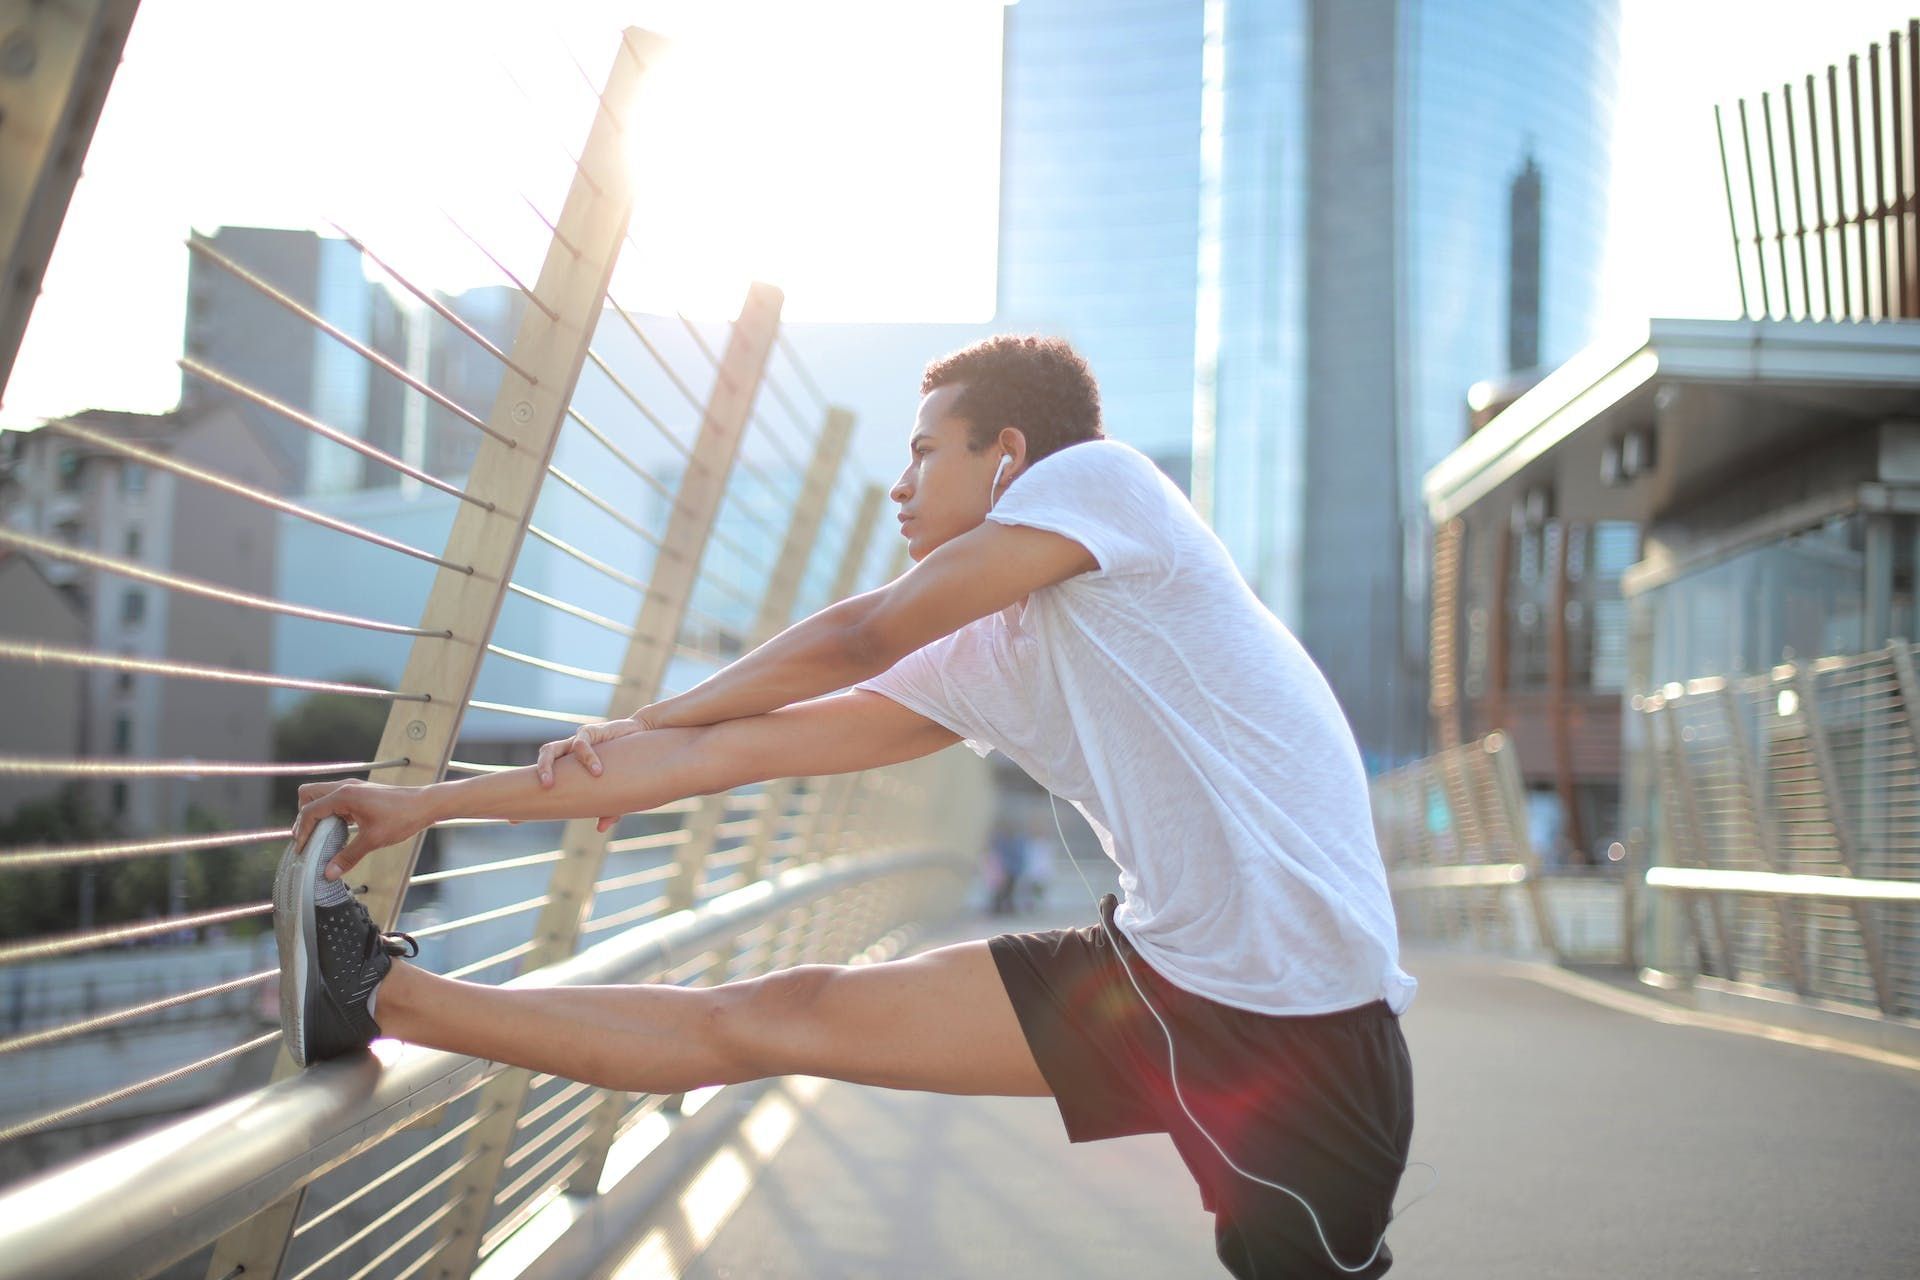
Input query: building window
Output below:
<box><xmin>121</xmin><ymin>589</ymin><xmax>146</xmax><ymax>626</ymax></box>
<box><xmin>124</xmin><ymin>527</ymin><xmax>142</xmax><ymax>559</ymax></box>
<box><xmin>113</xmin><ymin>715</ymin><xmax>132</xmax><ymax>753</ymax></box>
<box><xmin>121</xmin><ymin>463</ymin><xmax>148</xmax><ymax>496</ymax></box>
<box><xmin>111</xmin><ymin>782</ymin><xmax>128</xmax><ymax>815</ymax></box>
<box><xmin>57</xmin><ymin>449</ymin><xmax>84</xmax><ymax>492</ymax></box>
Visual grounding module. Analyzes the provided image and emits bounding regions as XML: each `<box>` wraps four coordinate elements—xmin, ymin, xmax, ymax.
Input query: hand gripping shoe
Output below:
<box><xmin>274</xmin><ymin>815</ymin><xmax>419</xmax><ymax>1066</ymax></box>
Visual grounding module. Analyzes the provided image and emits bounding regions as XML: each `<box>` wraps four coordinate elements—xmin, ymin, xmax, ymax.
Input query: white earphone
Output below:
<box><xmin>989</xmin><ymin>453</ymin><xmax>1012</xmax><ymax>508</ymax></box>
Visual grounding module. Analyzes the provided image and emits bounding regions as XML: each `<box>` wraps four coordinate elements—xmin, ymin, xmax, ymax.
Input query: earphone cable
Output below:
<box><xmin>1045</xmin><ymin>791</ymin><xmax>1438</xmax><ymax>1273</ymax></box>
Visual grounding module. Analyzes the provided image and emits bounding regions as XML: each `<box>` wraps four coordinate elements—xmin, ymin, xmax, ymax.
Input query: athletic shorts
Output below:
<box><xmin>988</xmin><ymin>893</ymin><xmax>1415</xmax><ymax>1279</ymax></box>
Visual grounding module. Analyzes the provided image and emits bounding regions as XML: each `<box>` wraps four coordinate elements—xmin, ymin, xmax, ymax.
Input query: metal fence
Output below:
<box><xmin>1636</xmin><ymin>643</ymin><xmax>1920</xmax><ymax>1020</ymax></box>
<box><xmin>1367</xmin><ymin>732</ymin><xmax>1576</xmax><ymax>962</ymax></box>
<box><xmin>0</xmin><ymin>25</ymin><xmax>985</xmax><ymax>1280</ymax></box>
<box><xmin>1375</xmin><ymin>643</ymin><xmax>1920</xmax><ymax>1023</ymax></box>
<box><xmin>1715</xmin><ymin>18</ymin><xmax>1919</xmax><ymax>322</ymax></box>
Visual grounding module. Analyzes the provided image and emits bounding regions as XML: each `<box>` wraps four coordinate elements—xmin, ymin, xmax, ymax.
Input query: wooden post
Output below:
<box><xmin>733</xmin><ymin>408</ymin><xmax>855</xmax><ymax>888</ymax></box>
<box><xmin>204</xmin><ymin>30</ymin><xmax>658</xmax><ymax>1280</ymax></box>
<box><xmin>1429</xmin><ymin>518</ymin><xmax>1465</xmax><ymax>750</ymax></box>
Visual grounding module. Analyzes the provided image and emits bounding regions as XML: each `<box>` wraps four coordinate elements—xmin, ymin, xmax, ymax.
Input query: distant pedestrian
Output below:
<box><xmin>989</xmin><ymin>824</ymin><xmax>1027</xmax><ymax>915</ymax></box>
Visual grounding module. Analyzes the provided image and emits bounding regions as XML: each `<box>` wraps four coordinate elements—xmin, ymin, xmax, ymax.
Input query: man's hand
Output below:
<box><xmin>292</xmin><ymin>780</ymin><xmax>435</xmax><ymax>882</ymax></box>
<box><xmin>533</xmin><ymin>716</ymin><xmax>651</xmax><ymax>785</ymax></box>
<box><xmin>533</xmin><ymin>715</ymin><xmax>653</xmax><ymax>834</ymax></box>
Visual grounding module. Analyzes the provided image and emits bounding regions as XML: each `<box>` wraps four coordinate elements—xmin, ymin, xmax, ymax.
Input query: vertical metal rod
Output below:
<box><xmin>1547</xmin><ymin>522</ymin><xmax>1584</xmax><ymax>860</ymax></box>
<box><xmin>1830</xmin><ymin>65</ymin><xmax>1855</xmax><ymax>318</ymax></box>
<box><xmin>1738</xmin><ymin>98</ymin><xmax>1774</xmax><ymax>317</ymax></box>
<box><xmin>1910</xmin><ymin>20</ymin><xmax>1920</xmax><ymax>317</ymax></box>
<box><xmin>1865</xmin><ymin>514</ymin><xmax>1894</xmax><ymax>649</ymax></box>
<box><xmin>1870</xmin><ymin>43</ymin><xmax>1891</xmax><ymax>320</ymax></box>
<box><xmin>1850</xmin><ymin>54</ymin><xmax>1873</xmax><ymax>317</ymax></box>
<box><xmin>1805</xmin><ymin>74</ymin><xmax>1834</xmax><ymax>319</ymax></box>
<box><xmin>1761</xmin><ymin>92</ymin><xmax>1795</xmax><ymax>316</ymax></box>
<box><xmin>1715</xmin><ymin>104</ymin><xmax>1753</xmax><ymax>319</ymax></box>
<box><xmin>1781</xmin><ymin>85</ymin><xmax>1814</xmax><ymax>315</ymax></box>
<box><xmin>1891</xmin><ymin>29</ymin><xmax>1910</xmax><ymax>318</ymax></box>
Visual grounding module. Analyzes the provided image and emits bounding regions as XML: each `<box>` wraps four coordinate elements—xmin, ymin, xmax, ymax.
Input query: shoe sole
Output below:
<box><xmin>274</xmin><ymin>816</ymin><xmax>346</xmax><ymax>1068</ymax></box>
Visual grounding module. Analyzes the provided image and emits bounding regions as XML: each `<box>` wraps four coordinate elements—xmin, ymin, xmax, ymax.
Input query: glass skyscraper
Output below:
<box><xmin>996</xmin><ymin>0</ymin><xmax>1619</xmax><ymax>768</ymax></box>
<box><xmin>995</xmin><ymin>0</ymin><xmax>1203</xmax><ymax>476</ymax></box>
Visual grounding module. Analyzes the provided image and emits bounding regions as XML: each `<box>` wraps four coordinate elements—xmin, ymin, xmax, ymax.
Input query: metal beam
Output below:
<box><xmin>0</xmin><ymin>0</ymin><xmax>140</xmax><ymax>402</ymax></box>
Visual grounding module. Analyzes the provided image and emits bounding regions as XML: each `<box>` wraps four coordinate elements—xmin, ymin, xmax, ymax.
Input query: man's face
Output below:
<box><xmin>890</xmin><ymin>384</ymin><xmax>1005</xmax><ymax>561</ymax></box>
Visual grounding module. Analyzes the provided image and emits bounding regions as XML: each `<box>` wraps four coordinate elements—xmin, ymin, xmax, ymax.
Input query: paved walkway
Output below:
<box><xmin>606</xmin><ymin>881</ymin><xmax>1920</xmax><ymax>1279</ymax></box>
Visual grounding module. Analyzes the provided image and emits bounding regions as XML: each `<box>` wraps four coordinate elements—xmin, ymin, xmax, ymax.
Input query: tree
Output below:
<box><xmin>0</xmin><ymin>785</ymin><xmax>105</xmax><ymax>941</ymax></box>
<box><xmin>270</xmin><ymin>675</ymin><xmax>391</xmax><ymax>814</ymax></box>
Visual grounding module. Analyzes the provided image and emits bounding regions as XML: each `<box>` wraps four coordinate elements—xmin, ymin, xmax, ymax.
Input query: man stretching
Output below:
<box><xmin>281</xmin><ymin>336</ymin><xmax>1417</xmax><ymax>1277</ymax></box>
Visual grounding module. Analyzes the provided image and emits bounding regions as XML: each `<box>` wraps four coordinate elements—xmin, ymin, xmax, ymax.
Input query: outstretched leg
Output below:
<box><xmin>374</xmin><ymin>938</ymin><xmax>1052</xmax><ymax>1098</ymax></box>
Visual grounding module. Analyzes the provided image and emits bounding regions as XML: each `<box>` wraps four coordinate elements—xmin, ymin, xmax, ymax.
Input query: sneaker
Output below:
<box><xmin>274</xmin><ymin>815</ymin><xmax>419</xmax><ymax>1066</ymax></box>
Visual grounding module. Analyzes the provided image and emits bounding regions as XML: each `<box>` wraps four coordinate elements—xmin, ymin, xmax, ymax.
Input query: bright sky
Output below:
<box><xmin>1</xmin><ymin>0</ymin><xmax>1913</xmax><ymax>429</ymax></box>
<box><xmin>1</xmin><ymin>0</ymin><xmax>1005</xmax><ymax>428</ymax></box>
<box><xmin>1598</xmin><ymin>0</ymin><xmax>1918</xmax><ymax>327</ymax></box>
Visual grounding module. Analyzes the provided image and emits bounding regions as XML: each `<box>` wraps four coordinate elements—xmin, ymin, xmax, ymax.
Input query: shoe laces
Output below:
<box><xmin>346</xmin><ymin>885</ymin><xmax>420</xmax><ymax>959</ymax></box>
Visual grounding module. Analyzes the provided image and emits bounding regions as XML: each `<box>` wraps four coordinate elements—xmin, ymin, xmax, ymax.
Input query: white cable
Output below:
<box><xmin>1045</xmin><ymin>791</ymin><xmax>1438</xmax><ymax>1274</ymax></box>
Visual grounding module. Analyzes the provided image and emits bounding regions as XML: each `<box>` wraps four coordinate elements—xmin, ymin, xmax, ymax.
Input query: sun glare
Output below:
<box><xmin>0</xmin><ymin>0</ymin><xmax>1004</xmax><ymax>427</ymax></box>
<box><xmin>611</xmin><ymin>2</ymin><xmax>1003</xmax><ymax>320</ymax></box>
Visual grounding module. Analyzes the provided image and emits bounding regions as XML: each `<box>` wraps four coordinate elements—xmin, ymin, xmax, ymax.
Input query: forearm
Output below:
<box><xmin>641</xmin><ymin>593</ymin><xmax>885</xmax><ymax>730</ymax></box>
<box><xmin>424</xmin><ymin>724</ymin><xmax>734</xmax><ymax>825</ymax></box>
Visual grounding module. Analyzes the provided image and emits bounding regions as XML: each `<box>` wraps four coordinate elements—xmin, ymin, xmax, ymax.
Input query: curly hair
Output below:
<box><xmin>920</xmin><ymin>335</ymin><xmax>1104</xmax><ymax>464</ymax></box>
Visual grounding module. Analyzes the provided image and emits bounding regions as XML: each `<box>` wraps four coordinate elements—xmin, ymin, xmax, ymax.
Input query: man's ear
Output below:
<box><xmin>996</xmin><ymin>426</ymin><xmax>1030</xmax><ymax>474</ymax></box>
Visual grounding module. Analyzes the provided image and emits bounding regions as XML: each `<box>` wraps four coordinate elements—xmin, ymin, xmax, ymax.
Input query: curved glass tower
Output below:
<box><xmin>993</xmin><ymin>0</ymin><xmax>1619</xmax><ymax>768</ymax></box>
<box><xmin>1249</xmin><ymin>0</ymin><xmax>1620</xmax><ymax>768</ymax></box>
<box><xmin>995</xmin><ymin>0</ymin><xmax>1204</xmax><ymax>475</ymax></box>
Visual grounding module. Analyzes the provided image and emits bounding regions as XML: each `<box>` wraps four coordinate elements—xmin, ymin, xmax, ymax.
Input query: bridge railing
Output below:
<box><xmin>1368</xmin><ymin>732</ymin><xmax>1602</xmax><ymax>964</ymax></box>
<box><xmin>0</xmin><ymin>25</ymin><xmax>986</xmax><ymax>1279</ymax></box>
<box><xmin>1635</xmin><ymin>643</ymin><xmax>1920</xmax><ymax>1020</ymax></box>
<box><xmin>1374</xmin><ymin>643</ymin><xmax>1920</xmax><ymax>1023</ymax></box>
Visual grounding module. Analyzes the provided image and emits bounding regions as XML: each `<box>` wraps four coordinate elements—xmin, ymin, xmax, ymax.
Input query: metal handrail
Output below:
<box><xmin>0</xmin><ymin>846</ymin><xmax>960</xmax><ymax>1280</ymax></box>
<box><xmin>1645</xmin><ymin>866</ymin><xmax>1920</xmax><ymax>903</ymax></box>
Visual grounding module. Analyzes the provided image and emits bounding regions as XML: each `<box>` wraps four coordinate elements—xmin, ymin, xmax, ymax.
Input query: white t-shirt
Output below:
<box><xmin>856</xmin><ymin>438</ymin><xmax>1417</xmax><ymax>1017</ymax></box>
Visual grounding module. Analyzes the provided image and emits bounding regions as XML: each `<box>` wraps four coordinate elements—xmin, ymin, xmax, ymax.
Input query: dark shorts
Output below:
<box><xmin>988</xmin><ymin>894</ymin><xmax>1415</xmax><ymax>1279</ymax></box>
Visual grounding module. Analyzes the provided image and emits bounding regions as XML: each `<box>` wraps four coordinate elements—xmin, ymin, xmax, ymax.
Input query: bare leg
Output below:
<box><xmin>373</xmin><ymin>939</ymin><xmax>1051</xmax><ymax>1098</ymax></box>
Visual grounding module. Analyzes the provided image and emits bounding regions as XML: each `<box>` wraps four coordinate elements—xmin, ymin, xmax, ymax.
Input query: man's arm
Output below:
<box><xmin>294</xmin><ymin>691</ymin><xmax>960</xmax><ymax>877</ymax></box>
<box><xmin>639</xmin><ymin>521</ymin><xmax>1095</xmax><ymax>731</ymax></box>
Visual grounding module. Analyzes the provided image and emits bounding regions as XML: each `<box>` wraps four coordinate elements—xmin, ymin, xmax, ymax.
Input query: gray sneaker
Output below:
<box><xmin>274</xmin><ymin>816</ymin><xmax>419</xmax><ymax>1066</ymax></box>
